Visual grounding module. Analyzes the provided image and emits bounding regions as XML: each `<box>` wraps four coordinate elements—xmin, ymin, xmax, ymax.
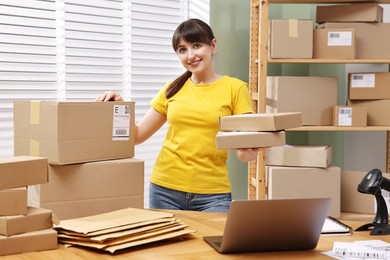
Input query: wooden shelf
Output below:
<box><xmin>289</xmin><ymin>126</ymin><xmax>390</xmax><ymax>131</ymax></box>
<box><xmin>269</xmin><ymin>0</ymin><xmax>390</xmax><ymax>3</ymax></box>
<box><xmin>268</xmin><ymin>59</ymin><xmax>390</xmax><ymax>64</ymax></box>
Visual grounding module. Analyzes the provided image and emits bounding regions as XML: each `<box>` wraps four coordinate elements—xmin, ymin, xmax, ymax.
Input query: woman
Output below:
<box><xmin>96</xmin><ymin>18</ymin><xmax>265</xmax><ymax>212</ymax></box>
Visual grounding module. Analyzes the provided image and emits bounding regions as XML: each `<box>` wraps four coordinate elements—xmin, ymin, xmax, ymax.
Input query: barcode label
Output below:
<box><xmin>351</xmin><ymin>74</ymin><xmax>375</xmax><ymax>88</ymax></box>
<box><xmin>334</xmin><ymin>250</ymin><xmax>387</xmax><ymax>258</ymax></box>
<box><xmin>327</xmin><ymin>31</ymin><xmax>352</xmax><ymax>46</ymax></box>
<box><xmin>112</xmin><ymin>105</ymin><xmax>131</xmax><ymax>141</ymax></box>
<box><xmin>337</xmin><ymin>107</ymin><xmax>352</xmax><ymax>126</ymax></box>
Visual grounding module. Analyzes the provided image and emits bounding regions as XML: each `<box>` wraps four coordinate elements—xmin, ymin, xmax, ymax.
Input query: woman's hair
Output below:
<box><xmin>165</xmin><ymin>18</ymin><xmax>215</xmax><ymax>99</ymax></box>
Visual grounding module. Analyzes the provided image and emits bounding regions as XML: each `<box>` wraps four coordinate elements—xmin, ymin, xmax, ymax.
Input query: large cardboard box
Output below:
<box><xmin>28</xmin><ymin>158</ymin><xmax>144</xmax><ymax>220</ymax></box>
<box><xmin>14</xmin><ymin>101</ymin><xmax>135</xmax><ymax>165</ymax></box>
<box><xmin>266</xmin><ymin>76</ymin><xmax>338</xmax><ymax>126</ymax></box>
<box><xmin>313</xmin><ymin>28</ymin><xmax>356</xmax><ymax>59</ymax></box>
<box><xmin>322</xmin><ymin>23</ymin><xmax>390</xmax><ymax>59</ymax></box>
<box><xmin>333</xmin><ymin>106</ymin><xmax>367</xmax><ymax>127</ymax></box>
<box><xmin>265</xmin><ymin>145</ymin><xmax>332</xmax><ymax>168</ymax></box>
<box><xmin>348</xmin><ymin>99</ymin><xmax>390</xmax><ymax>126</ymax></box>
<box><xmin>0</xmin><ymin>188</ymin><xmax>27</xmax><ymax>216</ymax></box>
<box><xmin>348</xmin><ymin>72</ymin><xmax>390</xmax><ymax>100</ymax></box>
<box><xmin>219</xmin><ymin>112</ymin><xmax>302</xmax><ymax>132</ymax></box>
<box><xmin>0</xmin><ymin>156</ymin><xmax>48</xmax><ymax>190</ymax></box>
<box><xmin>0</xmin><ymin>207</ymin><xmax>53</xmax><ymax>237</ymax></box>
<box><xmin>0</xmin><ymin>229</ymin><xmax>57</xmax><ymax>256</ymax></box>
<box><xmin>316</xmin><ymin>3</ymin><xmax>383</xmax><ymax>23</ymax></box>
<box><xmin>267</xmin><ymin>166</ymin><xmax>341</xmax><ymax>217</ymax></box>
<box><xmin>269</xmin><ymin>19</ymin><xmax>313</xmax><ymax>59</ymax></box>
<box><xmin>216</xmin><ymin>131</ymin><xmax>285</xmax><ymax>150</ymax></box>
<box><xmin>341</xmin><ymin>171</ymin><xmax>390</xmax><ymax>214</ymax></box>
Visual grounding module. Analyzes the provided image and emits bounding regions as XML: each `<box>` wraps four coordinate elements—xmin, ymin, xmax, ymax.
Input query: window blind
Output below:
<box><xmin>0</xmin><ymin>0</ymin><xmax>210</xmax><ymax>206</ymax></box>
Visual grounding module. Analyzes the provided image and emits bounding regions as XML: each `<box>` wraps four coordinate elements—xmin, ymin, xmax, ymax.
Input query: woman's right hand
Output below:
<box><xmin>94</xmin><ymin>91</ymin><xmax>124</xmax><ymax>102</ymax></box>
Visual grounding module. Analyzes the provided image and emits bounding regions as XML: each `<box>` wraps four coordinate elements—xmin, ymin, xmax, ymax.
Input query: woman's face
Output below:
<box><xmin>175</xmin><ymin>38</ymin><xmax>216</xmax><ymax>75</ymax></box>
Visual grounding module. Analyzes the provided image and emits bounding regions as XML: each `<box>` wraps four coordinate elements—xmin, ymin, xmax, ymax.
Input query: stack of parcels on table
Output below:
<box><xmin>0</xmin><ymin>156</ymin><xmax>57</xmax><ymax>256</ymax></box>
<box><xmin>265</xmin><ymin>145</ymin><xmax>341</xmax><ymax>218</ymax></box>
<box><xmin>54</xmin><ymin>207</ymin><xmax>196</xmax><ymax>253</ymax></box>
<box><xmin>13</xmin><ymin>101</ymin><xmax>144</xmax><ymax>220</ymax></box>
<box><xmin>216</xmin><ymin>112</ymin><xmax>302</xmax><ymax>149</ymax></box>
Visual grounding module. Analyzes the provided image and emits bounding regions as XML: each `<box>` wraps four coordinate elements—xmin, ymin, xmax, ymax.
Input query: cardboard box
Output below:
<box><xmin>266</xmin><ymin>76</ymin><xmax>338</xmax><ymax>126</ymax></box>
<box><xmin>0</xmin><ymin>229</ymin><xmax>57</xmax><ymax>256</ymax></box>
<box><xmin>267</xmin><ymin>166</ymin><xmax>341</xmax><ymax>217</ymax></box>
<box><xmin>216</xmin><ymin>131</ymin><xmax>285</xmax><ymax>150</ymax></box>
<box><xmin>13</xmin><ymin>101</ymin><xmax>135</xmax><ymax>165</ymax></box>
<box><xmin>348</xmin><ymin>99</ymin><xmax>390</xmax><ymax>126</ymax></box>
<box><xmin>0</xmin><ymin>188</ymin><xmax>27</xmax><ymax>216</ymax></box>
<box><xmin>269</xmin><ymin>19</ymin><xmax>313</xmax><ymax>59</ymax></box>
<box><xmin>38</xmin><ymin>196</ymin><xmax>144</xmax><ymax>220</ymax></box>
<box><xmin>219</xmin><ymin>112</ymin><xmax>302</xmax><ymax>132</ymax></box>
<box><xmin>313</xmin><ymin>28</ymin><xmax>356</xmax><ymax>59</ymax></box>
<box><xmin>341</xmin><ymin>171</ymin><xmax>390</xmax><ymax>214</ymax></box>
<box><xmin>0</xmin><ymin>207</ymin><xmax>53</xmax><ymax>237</ymax></box>
<box><xmin>348</xmin><ymin>72</ymin><xmax>390</xmax><ymax>100</ymax></box>
<box><xmin>322</xmin><ymin>23</ymin><xmax>390</xmax><ymax>59</ymax></box>
<box><xmin>28</xmin><ymin>158</ymin><xmax>144</xmax><ymax>220</ymax></box>
<box><xmin>333</xmin><ymin>106</ymin><xmax>367</xmax><ymax>127</ymax></box>
<box><xmin>316</xmin><ymin>3</ymin><xmax>383</xmax><ymax>23</ymax></box>
<box><xmin>265</xmin><ymin>145</ymin><xmax>332</xmax><ymax>168</ymax></box>
<box><xmin>0</xmin><ymin>156</ymin><xmax>48</xmax><ymax>190</ymax></box>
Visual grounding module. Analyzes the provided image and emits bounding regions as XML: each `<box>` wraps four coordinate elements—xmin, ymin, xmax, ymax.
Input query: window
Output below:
<box><xmin>0</xmin><ymin>0</ymin><xmax>209</xmax><ymax>207</ymax></box>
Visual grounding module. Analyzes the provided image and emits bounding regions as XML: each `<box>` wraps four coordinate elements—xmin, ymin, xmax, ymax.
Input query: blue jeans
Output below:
<box><xmin>149</xmin><ymin>183</ymin><xmax>232</xmax><ymax>212</ymax></box>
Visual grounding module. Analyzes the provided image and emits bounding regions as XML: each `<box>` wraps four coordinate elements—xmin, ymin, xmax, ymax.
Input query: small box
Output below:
<box><xmin>0</xmin><ymin>188</ymin><xmax>27</xmax><ymax>216</ymax></box>
<box><xmin>341</xmin><ymin>171</ymin><xmax>390</xmax><ymax>214</ymax></box>
<box><xmin>313</xmin><ymin>28</ymin><xmax>356</xmax><ymax>59</ymax></box>
<box><xmin>269</xmin><ymin>19</ymin><xmax>313</xmax><ymax>58</ymax></box>
<box><xmin>333</xmin><ymin>106</ymin><xmax>367</xmax><ymax>127</ymax></box>
<box><xmin>348</xmin><ymin>99</ymin><xmax>390</xmax><ymax>126</ymax></box>
<box><xmin>216</xmin><ymin>131</ymin><xmax>285</xmax><ymax>150</ymax></box>
<box><xmin>14</xmin><ymin>101</ymin><xmax>135</xmax><ymax>165</ymax></box>
<box><xmin>0</xmin><ymin>207</ymin><xmax>53</xmax><ymax>237</ymax></box>
<box><xmin>219</xmin><ymin>112</ymin><xmax>302</xmax><ymax>132</ymax></box>
<box><xmin>322</xmin><ymin>23</ymin><xmax>390</xmax><ymax>59</ymax></box>
<box><xmin>0</xmin><ymin>156</ymin><xmax>48</xmax><ymax>190</ymax></box>
<box><xmin>265</xmin><ymin>145</ymin><xmax>332</xmax><ymax>168</ymax></box>
<box><xmin>316</xmin><ymin>3</ymin><xmax>383</xmax><ymax>23</ymax></box>
<box><xmin>267</xmin><ymin>165</ymin><xmax>341</xmax><ymax>217</ymax></box>
<box><xmin>0</xmin><ymin>229</ymin><xmax>57</xmax><ymax>256</ymax></box>
<box><xmin>266</xmin><ymin>76</ymin><xmax>338</xmax><ymax>126</ymax></box>
<box><xmin>348</xmin><ymin>72</ymin><xmax>390</xmax><ymax>100</ymax></box>
<box><xmin>28</xmin><ymin>158</ymin><xmax>144</xmax><ymax>220</ymax></box>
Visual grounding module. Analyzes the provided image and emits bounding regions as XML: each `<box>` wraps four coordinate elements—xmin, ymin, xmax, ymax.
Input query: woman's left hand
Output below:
<box><xmin>235</xmin><ymin>147</ymin><xmax>271</xmax><ymax>162</ymax></box>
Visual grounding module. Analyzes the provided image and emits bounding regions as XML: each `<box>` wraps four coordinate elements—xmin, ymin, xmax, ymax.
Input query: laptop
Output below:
<box><xmin>203</xmin><ymin>198</ymin><xmax>331</xmax><ymax>254</ymax></box>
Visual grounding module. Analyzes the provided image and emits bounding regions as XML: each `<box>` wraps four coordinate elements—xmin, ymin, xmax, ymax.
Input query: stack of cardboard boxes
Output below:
<box><xmin>13</xmin><ymin>101</ymin><xmax>144</xmax><ymax>221</ymax></box>
<box><xmin>216</xmin><ymin>112</ymin><xmax>302</xmax><ymax>150</ymax></box>
<box><xmin>265</xmin><ymin>145</ymin><xmax>341</xmax><ymax>218</ymax></box>
<box><xmin>268</xmin><ymin>3</ymin><xmax>390</xmax><ymax>127</ymax></box>
<box><xmin>0</xmin><ymin>156</ymin><xmax>57</xmax><ymax>256</ymax></box>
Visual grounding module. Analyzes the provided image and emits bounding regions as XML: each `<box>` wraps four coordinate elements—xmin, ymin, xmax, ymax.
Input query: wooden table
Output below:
<box><xmin>2</xmin><ymin>211</ymin><xmax>389</xmax><ymax>259</ymax></box>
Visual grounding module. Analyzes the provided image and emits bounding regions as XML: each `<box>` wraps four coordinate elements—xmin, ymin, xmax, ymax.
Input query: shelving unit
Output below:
<box><xmin>248</xmin><ymin>0</ymin><xmax>390</xmax><ymax>200</ymax></box>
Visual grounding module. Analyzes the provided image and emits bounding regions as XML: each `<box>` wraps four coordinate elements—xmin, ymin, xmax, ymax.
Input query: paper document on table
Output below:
<box><xmin>322</xmin><ymin>240</ymin><xmax>390</xmax><ymax>260</ymax></box>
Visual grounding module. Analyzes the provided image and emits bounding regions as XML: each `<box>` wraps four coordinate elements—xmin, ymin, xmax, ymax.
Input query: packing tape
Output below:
<box><xmin>30</xmin><ymin>101</ymin><xmax>40</xmax><ymax>125</ymax></box>
<box><xmin>288</xmin><ymin>19</ymin><xmax>298</xmax><ymax>38</ymax></box>
<box><xmin>29</xmin><ymin>140</ymin><xmax>40</xmax><ymax>156</ymax></box>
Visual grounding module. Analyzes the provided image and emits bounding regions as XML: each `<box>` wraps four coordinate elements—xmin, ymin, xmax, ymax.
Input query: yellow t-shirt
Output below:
<box><xmin>150</xmin><ymin>75</ymin><xmax>253</xmax><ymax>194</ymax></box>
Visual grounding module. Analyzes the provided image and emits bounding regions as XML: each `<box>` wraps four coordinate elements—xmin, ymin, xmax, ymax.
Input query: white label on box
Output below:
<box><xmin>112</xmin><ymin>105</ymin><xmax>131</xmax><ymax>141</ymax></box>
<box><xmin>351</xmin><ymin>74</ymin><xmax>375</xmax><ymax>88</ymax></box>
<box><xmin>327</xmin><ymin>31</ymin><xmax>352</xmax><ymax>46</ymax></box>
<box><xmin>338</xmin><ymin>108</ymin><xmax>352</xmax><ymax>126</ymax></box>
